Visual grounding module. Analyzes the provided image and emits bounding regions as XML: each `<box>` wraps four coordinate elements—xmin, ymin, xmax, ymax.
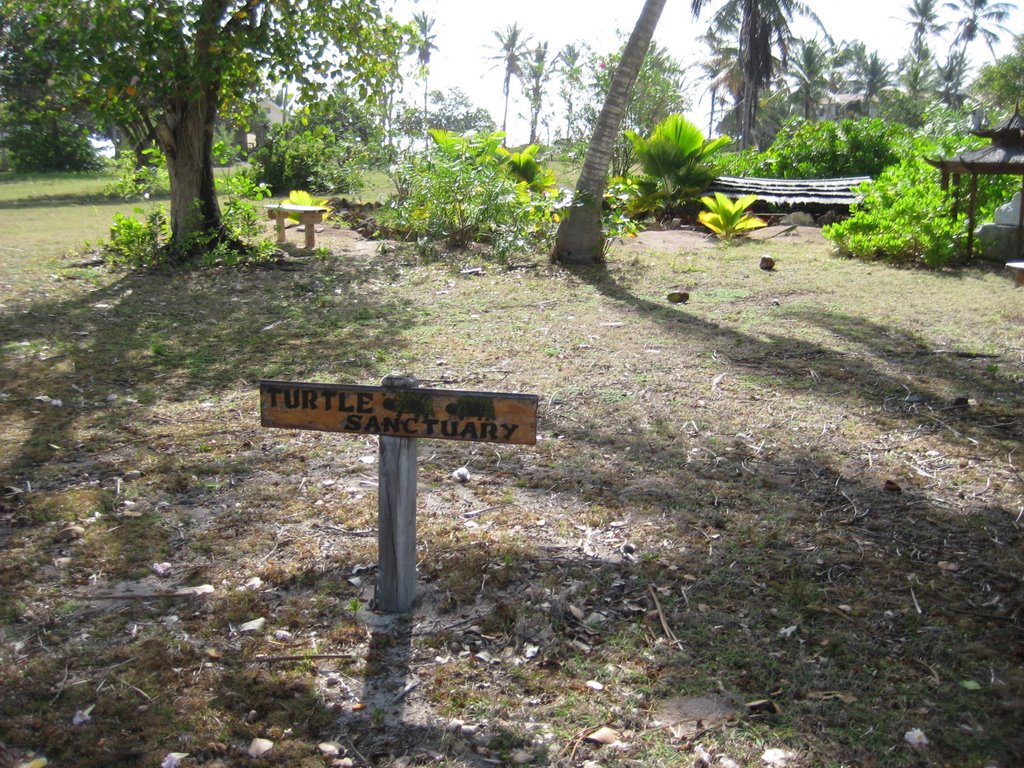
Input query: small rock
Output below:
<box><xmin>759</xmin><ymin>255</ymin><xmax>775</xmax><ymax>271</ymax></box>
<box><xmin>585</xmin><ymin>726</ymin><xmax>620</xmax><ymax>745</ymax></box>
<box><xmin>451</xmin><ymin>466</ymin><xmax>471</xmax><ymax>483</ymax></box>
<box><xmin>318</xmin><ymin>742</ymin><xmax>341</xmax><ymax>757</ymax></box>
<box><xmin>511</xmin><ymin>749</ymin><xmax>535</xmax><ymax>764</ymax></box>
<box><xmin>237</xmin><ymin>617</ymin><xmax>266</xmax><ymax>633</ymax></box>
<box><xmin>55</xmin><ymin>525</ymin><xmax>86</xmax><ymax>542</ymax></box>
<box><xmin>883</xmin><ymin>480</ymin><xmax>902</xmax><ymax>494</ymax></box>
<box><xmin>247</xmin><ymin>737</ymin><xmax>273</xmax><ymax>757</ymax></box>
<box><xmin>904</xmin><ymin>728</ymin><xmax>928</xmax><ymax>748</ymax></box>
<box><xmin>762</xmin><ymin>747</ymin><xmax>797</xmax><ymax>765</ymax></box>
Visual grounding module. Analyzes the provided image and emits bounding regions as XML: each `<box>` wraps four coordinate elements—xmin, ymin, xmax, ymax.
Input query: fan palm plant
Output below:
<box><xmin>624</xmin><ymin>113</ymin><xmax>731</xmax><ymax>219</ymax></box>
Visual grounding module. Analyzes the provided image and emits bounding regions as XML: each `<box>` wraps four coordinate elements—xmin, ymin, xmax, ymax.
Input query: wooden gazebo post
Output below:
<box><xmin>927</xmin><ymin>107</ymin><xmax>1024</xmax><ymax>261</ymax></box>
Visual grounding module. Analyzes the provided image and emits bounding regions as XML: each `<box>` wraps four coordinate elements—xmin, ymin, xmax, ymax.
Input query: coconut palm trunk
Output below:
<box><xmin>552</xmin><ymin>0</ymin><xmax>667</xmax><ymax>265</ymax></box>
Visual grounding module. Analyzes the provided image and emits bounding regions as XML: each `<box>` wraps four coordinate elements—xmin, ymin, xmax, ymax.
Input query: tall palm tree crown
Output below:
<box><xmin>490</xmin><ymin>23</ymin><xmax>532</xmax><ymax>136</ymax></box>
<box><xmin>412</xmin><ymin>12</ymin><xmax>438</xmax><ymax>138</ymax></box>
<box><xmin>945</xmin><ymin>0</ymin><xmax>1014</xmax><ymax>60</ymax></box>
<box><xmin>905</xmin><ymin>0</ymin><xmax>948</xmax><ymax>46</ymax></box>
<box><xmin>691</xmin><ymin>0</ymin><xmax>824</xmax><ymax>148</ymax></box>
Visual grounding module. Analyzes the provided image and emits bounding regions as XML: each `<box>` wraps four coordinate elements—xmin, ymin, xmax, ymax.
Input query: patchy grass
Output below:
<box><xmin>0</xmin><ymin>182</ymin><xmax>1022</xmax><ymax>768</ymax></box>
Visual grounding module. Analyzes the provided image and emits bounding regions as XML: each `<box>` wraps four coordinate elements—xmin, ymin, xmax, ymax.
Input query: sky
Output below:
<box><xmin>385</xmin><ymin>0</ymin><xmax>1023</xmax><ymax>145</ymax></box>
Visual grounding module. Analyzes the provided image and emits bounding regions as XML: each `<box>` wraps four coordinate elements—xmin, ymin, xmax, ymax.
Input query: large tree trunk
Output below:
<box><xmin>158</xmin><ymin>86</ymin><xmax>223</xmax><ymax>262</ymax></box>
<box><xmin>552</xmin><ymin>0</ymin><xmax>667</xmax><ymax>265</ymax></box>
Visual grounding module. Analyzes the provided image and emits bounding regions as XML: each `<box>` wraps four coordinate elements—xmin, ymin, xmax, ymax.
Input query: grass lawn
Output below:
<box><xmin>0</xmin><ymin>174</ymin><xmax>1022</xmax><ymax>768</ymax></box>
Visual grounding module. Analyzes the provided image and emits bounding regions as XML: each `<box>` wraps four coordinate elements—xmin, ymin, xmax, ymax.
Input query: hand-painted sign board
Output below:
<box><xmin>259</xmin><ymin>380</ymin><xmax>539</xmax><ymax>446</ymax></box>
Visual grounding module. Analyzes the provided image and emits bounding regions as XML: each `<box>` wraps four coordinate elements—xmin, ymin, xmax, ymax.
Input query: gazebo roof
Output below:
<box><xmin>974</xmin><ymin>106</ymin><xmax>1024</xmax><ymax>145</ymax></box>
<box><xmin>926</xmin><ymin>106</ymin><xmax>1024</xmax><ymax>176</ymax></box>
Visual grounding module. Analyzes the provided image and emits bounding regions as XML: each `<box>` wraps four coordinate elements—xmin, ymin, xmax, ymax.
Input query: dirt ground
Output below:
<box><xmin>1</xmin><ymin>221</ymin><xmax>1022</xmax><ymax>767</ymax></box>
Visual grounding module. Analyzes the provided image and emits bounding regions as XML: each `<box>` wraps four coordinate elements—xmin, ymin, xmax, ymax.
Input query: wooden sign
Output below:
<box><xmin>260</xmin><ymin>380</ymin><xmax>538</xmax><ymax>445</ymax></box>
<box><xmin>260</xmin><ymin>375</ymin><xmax>539</xmax><ymax>613</ymax></box>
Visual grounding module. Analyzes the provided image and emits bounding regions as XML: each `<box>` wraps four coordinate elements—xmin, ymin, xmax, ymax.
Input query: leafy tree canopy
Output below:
<box><xmin>2</xmin><ymin>0</ymin><xmax>408</xmax><ymax>260</ymax></box>
<box><xmin>972</xmin><ymin>34</ymin><xmax>1024</xmax><ymax>112</ymax></box>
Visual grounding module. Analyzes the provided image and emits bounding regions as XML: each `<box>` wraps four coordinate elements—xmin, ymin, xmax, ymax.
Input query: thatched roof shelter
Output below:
<box><xmin>926</xmin><ymin>107</ymin><xmax>1024</xmax><ymax>259</ymax></box>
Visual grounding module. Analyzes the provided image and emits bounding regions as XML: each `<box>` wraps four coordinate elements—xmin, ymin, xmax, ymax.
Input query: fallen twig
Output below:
<box><xmin>251</xmin><ymin>653</ymin><xmax>355</xmax><ymax>663</ymax></box>
<box><xmin>462</xmin><ymin>502</ymin><xmax>512</xmax><ymax>519</ymax></box>
<box><xmin>68</xmin><ymin>591</ymin><xmax>210</xmax><ymax>601</ymax></box>
<box><xmin>648</xmin><ymin>585</ymin><xmax>682</xmax><ymax>648</ymax></box>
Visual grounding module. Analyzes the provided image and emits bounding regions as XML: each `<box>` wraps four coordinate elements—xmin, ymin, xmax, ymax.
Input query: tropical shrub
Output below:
<box><xmin>105</xmin><ymin>207</ymin><xmax>170</xmax><ymax>267</ymax></box>
<box><xmin>104</xmin><ymin>146</ymin><xmax>168</xmax><ymax>199</ymax></box>
<box><xmin>497</xmin><ymin>144</ymin><xmax>556</xmax><ymax>193</ymax></box>
<box><xmin>723</xmin><ymin>117</ymin><xmax>909</xmax><ymax>179</ymax></box>
<box><xmin>381</xmin><ymin>130</ymin><xmax>559</xmax><ymax>260</ymax></box>
<box><xmin>698</xmin><ymin>193</ymin><xmax>766</xmax><ymax>241</ymax></box>
<box><xmin>248</xmin><ymin>125</ymin><xmax>364</xmax><ymax>195</ymax></box>
<box><xmin>824</xmin><ymin>128</ymin><xmax>1017</xmax><ymax>268</ymax></box>
<box><xmin>624</xmin><ymin>114</ymin><xmax>731</xmax><ymax>220</ymax></box>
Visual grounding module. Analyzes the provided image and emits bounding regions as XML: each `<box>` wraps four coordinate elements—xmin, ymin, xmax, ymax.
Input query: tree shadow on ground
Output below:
<box><xmin>0</xmin><ymin>252</ymin><xmax>417</xmax><ymax>486</ymax></box>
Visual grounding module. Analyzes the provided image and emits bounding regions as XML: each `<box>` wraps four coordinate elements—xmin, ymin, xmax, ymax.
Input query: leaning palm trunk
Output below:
<box><xmin>552</xmin><ymin>0</ymin><xmax>667</xmax><ymax>265</ymax></box>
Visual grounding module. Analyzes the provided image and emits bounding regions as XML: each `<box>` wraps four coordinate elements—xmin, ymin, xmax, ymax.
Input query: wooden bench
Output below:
<box><xmin>265</xmin><ymin>204</ymin><xmax>330</xmax><ymax>249</ymax></box>
<box><xmin>1007</xmin><ymin>261</ymin><xmax>1024</xmax><ymax>286</ymax></box>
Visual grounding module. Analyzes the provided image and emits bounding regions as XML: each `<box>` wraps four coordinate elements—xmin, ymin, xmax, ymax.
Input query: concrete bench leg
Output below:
<box><xmin>299</xmin><ymin>213</ymin><xmax>325</xmax><ymax>249</ymax></box>
<box><xmin>271</xmin><ymin>211</ymin><xmax>287</xmax><ymax>243</ymax></box>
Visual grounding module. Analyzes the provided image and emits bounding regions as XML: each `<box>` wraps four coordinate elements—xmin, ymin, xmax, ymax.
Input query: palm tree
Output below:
<box><xmin>845</xmin><ymin>44</ymin><xmax>893</xmax><ymax>115</ymax></box>
<box><xmin>937</xmin><ymin>48</ymin><xmax>970</xmax><ymax>108</ymax></box>
<box><xmin>522</xmin><ymin>42</ymin><xmax>552</xmax><ymax>145</ymax></box>
<box><xmin>412</xmin><ymin>12</ymin><xmax>438</xmax><ymax>139</ymax></box>
<box><xmin>556</xmin><ymin>43</ymin><xmax>587</xmax><ymax>145</ymax></box>
<box><xmin>787</xmin><ymin>38</ymin><xmax>831</xmax><ymax>119</ymax></box>
<box><xmin>552</xmin><ymin>0</ymin><xmax>667</xmax><ymax>265</ymax></box>
<box><xmin>490</xmin><ymin>23</ymin><xmax>531</xmax><ymax>137</ymax></box>
<box><xmin>697</xmin><ymin>29</ymin><xmax>742</xmax><ymax>135</ymax></box>
<box><xmin>945</xmin><ymin>0</ymin><xmax>1014</xmax><ymax>60</ymax></box>
<box><xmin>899</xmin><ymin>36</ymin><xmax>937</xmax><ymax>101</ymax></box>
<box><xmin>691</xmin><ymin>0</ymin><xmax>825</xmax><ymax>149</ymax></box>
<box><xmin>905</xmin><ymin>0</ymin><xmax>948</xmax><ymax>47</ymax></box>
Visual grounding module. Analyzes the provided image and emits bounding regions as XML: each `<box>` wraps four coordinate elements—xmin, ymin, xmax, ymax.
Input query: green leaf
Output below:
<box><xmin>959</xmin><ymin>679</ymin><xmax>982</xmax><ymax>690</ymax></box>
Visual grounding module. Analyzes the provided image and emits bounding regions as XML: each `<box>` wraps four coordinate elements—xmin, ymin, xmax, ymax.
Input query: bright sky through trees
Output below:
<box><xmin>387</xmin><ymin>0</ymin><xmax>1022</xmax><ymax>144</ymax></box>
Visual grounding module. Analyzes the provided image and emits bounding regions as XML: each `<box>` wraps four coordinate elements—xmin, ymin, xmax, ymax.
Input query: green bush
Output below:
<box><xmin>248</xmin><ymin>126</ymin><xmax>364</xmax><ymax>195</ymax></box>
<box><xmin>623</xmin><ymin>113</ymin><xmax>731</xmax><ymax>219</ymax></box>
<box><xmin>823</xmin><ymin>129</ymin><xmax>1017</xmax><ymax>268</ymax></box>
<box><xmin>103</xmin><ymin>146</ymin><xmax>168</xmax><ymax>199</ymax></box>
<box><xmin>723</xmin><ymin>117</ymin><xmax>909</xmax><ymax>179</ymax></box>
<box><xmin>102</xmin><ymin>172</ymin><xmax>275</xmax><ymax>268</ymax></box>
<box><xmin>0</xmin><ymin>109</ymin><xmax>102</xmax><ymax>173</ymax></box>
<box><xmin>105</xmin><ymin>207</ymin><xmax>170</xmax><ymax>267</ymax></box>
<box><xmin>380</xmin><ymin>130</ymin><xmax>558</xmax><ymax>260</ymax></box>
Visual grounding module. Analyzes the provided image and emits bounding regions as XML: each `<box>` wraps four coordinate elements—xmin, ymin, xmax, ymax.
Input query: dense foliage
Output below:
<box><xmin>623</xmin><ymin>113</ymin><xmax>730</xmax><ymax>219</ymax></box>
<box><xmin>723</xmin><ymin>117</ymin><xmax>911</xmax><ymax>179</ymax></box>
<box><xmin>824</xmin><ymin>122</ymin><xmax>1017</xmax><ymax>268</ymax></box>
<box><xmin>0</xmin><ymin>7</ymin><xmax>102</xmax><ymax>171</ymax></box>
<box><xmin>380</xmin><ymin>130</ymin><xmax>561</xmax><ymax>261</ymax></box>
<box><xmin>972</xmin><ymin>35</ymin><xmax>1024</xmax><ymax>113</ymax></box>
<box><xmin>2</xmin><ymin>0</ymin><xmax>407</xmax><ymax>260</ymax></box>
<box><xmin>248</xmin><ymin>125</ymin><xmax>365</xmax><ymax>196</ymax></box>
